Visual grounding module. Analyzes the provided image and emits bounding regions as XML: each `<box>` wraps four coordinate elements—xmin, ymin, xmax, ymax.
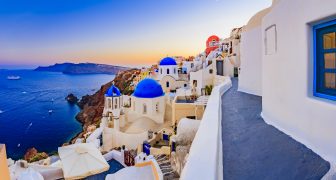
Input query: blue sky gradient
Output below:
<box><xmin>0</xmin><ymin>0</ymin><xmax>272</xmax><ymax>68</ymax></box>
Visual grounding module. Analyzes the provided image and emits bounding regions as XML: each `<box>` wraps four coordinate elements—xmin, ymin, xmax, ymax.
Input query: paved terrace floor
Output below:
<box><xmin>222</xmin><ymin>78</ymin><xmax>330</xmax><ymax>180</ymax></box>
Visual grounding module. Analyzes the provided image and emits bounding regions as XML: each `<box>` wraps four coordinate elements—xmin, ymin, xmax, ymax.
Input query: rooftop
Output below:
<box><xmin>221</xmin><ymin>78</ymin><xmax>330</xmax><ymax>179</ymax></box>
<box><xmin>133</xmin><ymin>78</ymin><xmax>164</xmax><ymax>98</ymax></box>
<box><xmin>85</xmin><ymin>159</ymin><xmax>124</xmax><ymax>180</ymax></box>
<box><xmin>105</xmin><ymin>85</ymin><xmax>121</xmax><ymax>97</ymax></box>
<box><xmin>159</xmin><ymin>57</ymin><xmax>177</xmax><ymax>66</ymax></box>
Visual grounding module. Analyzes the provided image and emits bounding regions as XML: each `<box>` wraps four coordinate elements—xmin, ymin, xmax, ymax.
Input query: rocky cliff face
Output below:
<box><xmin>24</xmin><ymin>148</ymin><xmax>49</xmax><ymax>163</ymax></box>
<box><xmin>71</xmin><ymin>69</ymin><xmax>141</xmax><ymax>143</ymax></box>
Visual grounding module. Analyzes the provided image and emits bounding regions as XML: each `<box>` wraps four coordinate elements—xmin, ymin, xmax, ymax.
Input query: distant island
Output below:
<box><xmin>34</xmin><ymin>63</ymin><xmax>130</xmax><ymax>75</ymax></box>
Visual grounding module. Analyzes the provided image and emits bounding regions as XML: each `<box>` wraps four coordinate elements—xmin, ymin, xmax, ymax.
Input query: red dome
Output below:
<box><xmin>205</xmin><ymin>35</ymin><xmax>220</xmax><ymax>56</ymax></box>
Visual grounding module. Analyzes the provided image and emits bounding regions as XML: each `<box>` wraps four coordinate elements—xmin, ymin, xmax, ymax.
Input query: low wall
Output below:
<box><xmin>103</xmin><ymin>128</ymin><xmax>148</xmax><ymax>151</ymax></box>
<box><xmin>180</xmin><ymin>77</ymin><xmax>232</xmax><ymax>180</ymax></box>
<box><xmin>103</xmin><ymin>150</ymin><xmax>127</xmax><ymax>167</ymax></box>
<box><xmin>172</xmin><ymin>99</ymin><xmax>205</xmax><ymax>126</ymax></box>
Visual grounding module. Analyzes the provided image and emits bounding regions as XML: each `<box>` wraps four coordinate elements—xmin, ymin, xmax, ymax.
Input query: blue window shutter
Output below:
<box><xmin>313</xmin><ymin>19</ymin><xmax>336</xmax><ymax>100</ymax></box>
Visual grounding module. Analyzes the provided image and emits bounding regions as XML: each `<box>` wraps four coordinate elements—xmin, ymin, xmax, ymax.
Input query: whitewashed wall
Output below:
<box><xmin>103</xmin><ymin>128</ymin><xmax>148</xmax><ymax>151</ymax></box>
<box><xmin>181</xmin><ymin>77</ymin><xmax>232</xmax><ymax>180</ymax></box>
<box><xmin>189</xmin><ymin>63</ymin><xmax>214</xmax><ymax>95</ymax></box>
<box><xmin>261</xmin><ymin>0</ymin><xmax>336</xmax><ymax>163</ymax></box>
<box><xmin>238</xmin><ymin>27</ymin><xmax>263</xmax><ymax>96</ymax></box>
<box><xmin>130</xmin><ymin>96</ymin><xmax>165</xmax><ymax>124</ymax></box>
<box><xmin>158</xmin><ymin>65</ymin><xmax>178</xmax><ymax>80</ymax></box>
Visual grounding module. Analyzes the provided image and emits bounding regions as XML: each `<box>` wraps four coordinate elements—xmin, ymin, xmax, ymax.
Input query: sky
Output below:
<box><xmin>0</xmin><ymin>0</ymin><xmax>272</xmax><ymax>69</ymax></box>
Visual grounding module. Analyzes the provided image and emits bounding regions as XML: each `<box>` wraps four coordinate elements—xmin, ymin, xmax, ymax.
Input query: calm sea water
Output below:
<box><xmin>0</xmin><ymin>70</ymin><xmax>115</xmax><ymax>159</ymax></box>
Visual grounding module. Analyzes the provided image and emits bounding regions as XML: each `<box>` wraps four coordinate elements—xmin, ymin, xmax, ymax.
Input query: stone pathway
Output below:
<box><xmin>221</xmin><ymin>78</ymin><xmax>330</xmax><ymax>180</ymax></box>
<box><xmin>154</xmin><ymin>154</ymin><xmax>179</xmax><ymax>180</ymax></box>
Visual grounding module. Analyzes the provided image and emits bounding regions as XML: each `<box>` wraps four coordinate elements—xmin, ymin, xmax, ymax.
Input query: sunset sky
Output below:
<box><xmin>0</xmin><ymin>0</ymin><xmax>271</xmax><ymax>69</ymax></box>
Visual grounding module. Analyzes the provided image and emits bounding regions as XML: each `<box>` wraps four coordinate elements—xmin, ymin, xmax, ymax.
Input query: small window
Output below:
<box><xmin>166</xmin><ymin>81</ymin><xmax>170</xmax><ymax>88</ymax></box>
<box><xmin>108</xmin><ymin>99</ymin><xmax>112</xmax><ymax>109</ymax></box>
<box><xmin>143</xmin><ymin>104</ymin><xmax>147</xmax><ymax>114</ymax></box>
<box><xmin>191</xmin><ymin>63</ymin><xmax>194</xmax><ymax>68</ymax></box>
<box><xmin>167</xmin><ymin>69</ymin><xmax>170</xmax><ymax>74</ymax></box>
<box><xmin>209</xmin><ymin>69</ymin><xmax>213</xmax><ymax>74</ymax></box>
<box><xmin>184</xmin><ymin>84</ymin><xmax>187</xmax><ymax>87</ymax></box>
<box><xmin>160</xmin><ymin>68</ymin><xmax>162</xmax><ymax>74</ymax></box>
<box><xmin>193</xmin><ymin>80</ymin><xmax>197</xmax><ymax>87</ymax></box>
<box><xmin>114</xmin><ymin>98</ymin><xmax>118</xmax><ymax>109</ymax></box>
<box><xmin>314</xmin><ymin>19</ymin><xmax>336</xmax><ymax>100</ymax></box>
<box><xmin>265</xmin><ymin>25</ymin><xmax>277</xmax><ymax>55</ymax></box>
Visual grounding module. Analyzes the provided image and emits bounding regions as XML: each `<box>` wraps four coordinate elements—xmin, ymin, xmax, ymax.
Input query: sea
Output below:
<box><xmin>0</xmin><ymin>70</ymin><xmax>115</xmax><ymax>160</ymax></box>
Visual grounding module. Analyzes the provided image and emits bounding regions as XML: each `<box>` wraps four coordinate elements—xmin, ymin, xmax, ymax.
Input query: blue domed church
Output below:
<box><xmin>130</xmin><ymin>78</ymin><xmax>166</xmax><ymax>124</ymax></box>
<box><xmin>104</xmin><ymin>85</ymin><xmax>122</xmax><ymax>115</ymax></box>
<box><xmin>156</xmin><ymin>57</ymin><xmax>188</xmax><ymax>93</ymax></box>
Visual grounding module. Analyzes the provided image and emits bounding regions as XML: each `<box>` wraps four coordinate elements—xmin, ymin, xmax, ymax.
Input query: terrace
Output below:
<box><xmin>181</xmin><ymin>77</ymin><xmax>331</xmax><ymax>179</ymax></box>
<box><xmin>221</xmin><ymin>78</ymin><xmax>330</xmax><ymax>179</ymax></box>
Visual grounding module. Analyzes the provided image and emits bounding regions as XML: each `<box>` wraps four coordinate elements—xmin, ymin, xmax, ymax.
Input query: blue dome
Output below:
<box><xmin>159</xmin><ymin>57</ymin><xmax>177</xmax><ymax>66</ymax></box>
<box><xmin>133</xmin><ymin>78</ymin><xmax>164</xmax><ymax>98</ymax></box>
<box><xmin>105</xmin><ymin>85</ymin><xmax>121</xmax><ymax>97</ymax></box>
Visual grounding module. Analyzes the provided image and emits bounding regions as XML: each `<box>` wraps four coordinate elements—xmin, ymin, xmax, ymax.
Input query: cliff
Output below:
<box><xmin>71</xmin><ymin>68</ymin><xmax>141</xmax><ymax>143</ymax></box>
<box><xmin>35</xmin><ymin>63</ymin><xmax>130</xmax><ymax>75</ymax></box>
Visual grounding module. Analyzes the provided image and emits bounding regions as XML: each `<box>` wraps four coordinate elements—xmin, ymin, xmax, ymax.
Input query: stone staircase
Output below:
<box><xmin>154</xmin><ymin>154</ymin><xmax>179</xmax><ymax>180</ymax></box>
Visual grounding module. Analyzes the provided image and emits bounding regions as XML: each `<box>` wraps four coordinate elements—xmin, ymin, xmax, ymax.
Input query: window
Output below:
<box><xmin>191</xmin><ymin>63</ymin><xmax>194</xmax><ymax>68</ymax></box>
<box><xmin>166</xmin><ymin>81</ymin><xmax>170</xmax><ymax>88</ymax></box>
<box><xmin>265</xmin><ymin>25</ymin><xmax>277</xmax><ymax>55</ymax></box>
<box><xmin>156</xmin><ymin>103</ymin><xmax>159</xmax><ymax>112</ymax></box>
<box><xmin>193</xmin><ymin>80</ymin><xmax>197</xmax><ymax>87</ymax></box>
<box><xmin>114</xmin><ymin>98</ymin><xmax>118</xmax><ymax>109</ymax></box>
<box><xmin>108</xmin><ymin>99</ymin><xmax>112</xmax><ymax>109</ymax></box>
<box><xmin>184</xmin><ymin>84</ymin><xmax>187</xmax><ymax>87</ymax></box>
<box><xmin>160</xmin><ymin>68</ymin><xmax>162</xmax><ymax>74</ymax></box>
<box><xmin>174</xmin><ymin>68</ymin><xmax>176</xmax><ymax>74</ymax></box>
<box><xmin>143</xmin><ymin>104</ymin><xmax>147</xmax><ymax>114</ymax></box>
<box><xmin>314</xmin><ymin>19</ymin><xmax>336</xmax><ymax>100</ymax></box>
<box><xmin>167</xmin><ymin>69</ymin><xmax>170</xmax><ymax>74</ymax></box>
<box><xmin>209</xmin><ymin>69</ymin><xmax>213</xmax><ymax>74</ymax></box>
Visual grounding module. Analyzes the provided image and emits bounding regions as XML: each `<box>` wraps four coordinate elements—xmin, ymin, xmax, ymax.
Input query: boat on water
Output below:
<box><xmin>7</xmin><ymin>76</ymin><xmax>21</xmax><ymax>80</ymax></box>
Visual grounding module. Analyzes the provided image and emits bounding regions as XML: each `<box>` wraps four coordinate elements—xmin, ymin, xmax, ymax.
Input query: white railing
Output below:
<box><xmin>180</xmin><ymin>77</ymin><xmax>232</xmax><ymax>180</ymax></box>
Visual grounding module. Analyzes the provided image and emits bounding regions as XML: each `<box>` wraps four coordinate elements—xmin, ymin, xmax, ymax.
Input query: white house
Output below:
<box><xmin>181</xmin><ymin>61</ymin><xmax>196</xmax><ymax>74</ymax></box>
<box><xmin>240</xmin><ymin>0</ymin><xmax>336</xmax><ymax>164</ymax></box>
<box><xmin>238</xmin><ymin>6</ymin><xmax>272</xmax><ymax>96</ymax></box>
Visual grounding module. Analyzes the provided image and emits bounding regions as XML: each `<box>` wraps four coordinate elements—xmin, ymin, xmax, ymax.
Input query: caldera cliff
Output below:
<box><xmin>71</xmin><ymin>68</ymin><xmax>141</xmax><ymax>143</ymax></box>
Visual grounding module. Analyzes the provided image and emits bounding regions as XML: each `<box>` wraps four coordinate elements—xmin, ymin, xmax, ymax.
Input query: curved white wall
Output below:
<box><xmin>238</xmin><ymin>26</ymin><xmax>263</xmax><ymax>96</ymax></box>
<box><xmin>181</xmin><ymin>77</ymin><xmax>232</xmax><ymax>180</ymax></box>
<box><xmin>261</xmin><ymin>0</ymin><xmax>336</xmax><ymax>163</ymax></box>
